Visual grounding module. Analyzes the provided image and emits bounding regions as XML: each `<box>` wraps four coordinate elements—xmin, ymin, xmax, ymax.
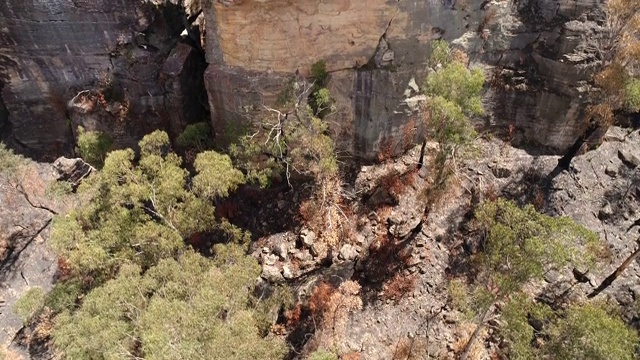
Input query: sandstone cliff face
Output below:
<box><xmin>204</xmin><ymin>0</ymin><xmax>605</xmax><ymax>159</ymax></box>
<box><xmin>0</xmin><ymin>0</ymin><xmax>205</xmax><ymax>159</ymax></box>
<box><xmin>0</xmin><ymin>0</ymin><xmax>606</xmax><ymax>160</ymax></box>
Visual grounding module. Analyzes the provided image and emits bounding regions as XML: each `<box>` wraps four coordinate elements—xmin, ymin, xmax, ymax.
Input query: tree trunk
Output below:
<box><xmin>459</xmin><ymin>304</ymin><xmax>493</xmax><ymax>360</ymax></box>
<box><xmin>588</xmin><ymin>241</ymin><xmax>640</xmax><ymax>298</ymax></box>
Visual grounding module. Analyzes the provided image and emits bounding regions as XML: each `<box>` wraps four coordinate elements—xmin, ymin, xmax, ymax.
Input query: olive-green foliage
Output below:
<box><xmin>50</xmin><ymin>131</ymin><xmax>240</xmax><ymax>276</ymax></box>
<box><xmin>474</xmin><ymin>198</ymin><xmax>601</xmax><ymax>295</ymax></box>
<box><xmin>425</xmin><ymin>63</ymin><xmax>484</xmax><ymax>118</ymax></box>
<box><xmin>177</xmin><ymin>122</ymin><xmax>212</xmax><ymax>151</ymax></box>
<box><xmin>423</xmin><ymin>41</ymin><xmax>484</xmax><ymax>149</ymax></box>
<box><xmin>13</xmin><ymin>287</ymin><xmax>45</xmax><ymax>323</ymax></box>
<box><xmin>229</xmin><ymin>132</ymin><xmax>284</xmax><ymax>188</ymax></box>
<box><xmin>252</xmin><ymin>285</ymin><xmax>295</xmax><ymax>335</ymax></box>
<box><xmin>313</xmin><ymin>88</ymin><xmax>332</xmax><ymax>112</ymax></box>
<box><xmin>289</xmin><ymin>115</ymin><xmax>338</xmax><ymax>179</ymax></box>
<box><xmin>543</xmin><ymin>302</ymin><xmax>639</xmax><ymax>360</ymax></box>
<box><xmin>0</xmin><ymin>142</ymin><xmax>25</xmax><ymax>175</ymax></box>
<box><xmin>308</xmin><ymin>60</ymin><xmax>335</xmax><ymax>118</ymax></box>
<box><xmin>427</xmin><ymin>96</ymin><xmax>477</xmax><ymax>147</ymax></box>
<box><xmin>310</xmin><ymin>60</ymin><xmax>329</xmax><ymax>87</ymax></box>
<box><xmin>448</xmin><ymin>278</ymin><xmax>494</xmax><ymax>320</ymax></box>
<box><xmin>193</xmin><ymin>151</ymin><xmax>245</xmax><ymax>199</ymax></box>
<box><xmin>625</xmin><ymin>77</ymin><xmax>640</xmax><ymax>112</ymax></box>
<box><xmin>43</xmin><ymin>130</ymin><xmax>289</xmax><ymax>359</ymax></box>
<box><xmin>231</xmin><ymin>72</ymin><xmax>337</xmax><ymax>187</ymax></box>
<box><xmin>501</xmin><ymin>296</ymin><xmax>639</xmax><ymax>360</ymax></box>
<box><xmin>53</xmin><ymin>247</ymin><xmax>286</xmax><ymax>360</ymax></box>
<box><xmin>307</xmin><ymin>349</ymin><xmax>338</xmax><ymax>360</ymax></box>
<box><xmin>499</xmin><ymin>293</ymin><xmax>553</xmax><ymax>360</ymax></box>
<box><xmin>75</xmin><ymin>126</ymin><xmax>112</xmax><ymax>168</ymax></box>
<box><xmin>429</xmin><ymin>39</ymin><xmax>451</xmax><ymax>67</ymax></box>
<box><xmin>44</xmin><ymin>280</ymin><xmax>83</xmax><ymax>313</ymax></box>
<box><xmin>45</xmin><ymin>180</ymin><xmax>73</xmax><ymax>198</ymax></box>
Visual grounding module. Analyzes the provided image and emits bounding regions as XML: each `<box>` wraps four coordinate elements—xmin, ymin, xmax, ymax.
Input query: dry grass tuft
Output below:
<box><xmin>391</xmin><ymin>336</ymin><xmax>428</xmax><ymax>360</ymax></box>
<box><xmin>383</xmin><ymin>273</ymin><xmax>416</xmax><ymax>302</ymax></box>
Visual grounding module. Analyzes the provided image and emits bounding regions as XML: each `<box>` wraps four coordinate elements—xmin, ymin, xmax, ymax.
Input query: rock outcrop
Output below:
<box><xmin>203</xmin><ymin>0</ymin><xmax>605</xmax><ymax>160</ymax></box>
<box><xmin>0</xmin><ymin>0</ymin><xmax>206</xmax><ymax>159</ymax></box>
<box><xmin>0</xmin><ymin>160</ymin><xmax>68</xmax><ymax>357</ymax></box>
<box><xmin>0</xmin><ymin>0</ymin><xmax>610</xmax><ymax>161</ymax></box>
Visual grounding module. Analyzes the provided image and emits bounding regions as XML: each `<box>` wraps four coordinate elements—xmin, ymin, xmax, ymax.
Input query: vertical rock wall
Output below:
<box><xmin>0</xmin><ymin>0</ymin><xmax>607</xmax><ymax>160</ymax></box>
<box><xmin>0</xmin><ymin>0</ymin><xmax>206</xmax><ymax>159</ymax></box>
<box><xmin>203</xmin><ymin>0</ymin><xmax>605</xmax><ymax>160</ymax></box>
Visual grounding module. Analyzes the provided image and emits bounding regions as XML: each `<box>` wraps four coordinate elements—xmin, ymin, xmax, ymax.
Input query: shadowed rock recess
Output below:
<box><xmin>1</xmin><ymin>0</ymin><xmax>606</xmax><ymax>160</ymax></box>
<box><xmin>0</xmin><ymin>0</ymin><xmax>207</xmax><ymax>160</ymax></box>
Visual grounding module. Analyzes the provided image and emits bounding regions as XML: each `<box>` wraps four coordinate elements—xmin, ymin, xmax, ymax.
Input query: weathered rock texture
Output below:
<box><xmin>203</xmin><ymin>0</ymin><xmax>605</xmax><ymax>160</ymax></box>
<box><xmin>0</xmin><ymin>0</ymin><xmax>206</xmax><ymax>159</ymax></box>
<box><xmin>0</xmin><ymin>161</ymin><xmax>70</xmax><ymax>357</ymax></box>
<box><xmin>0</xmin><ymin>0</ymin><xmax>610</xmax><ymax>161</ymax></box>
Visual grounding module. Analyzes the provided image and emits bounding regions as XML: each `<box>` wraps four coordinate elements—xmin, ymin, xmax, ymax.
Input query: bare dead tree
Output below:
<box><xmin>588</xmin><ymin>237</ymin><xmax>640</xmax><ymax>298</ymax></box>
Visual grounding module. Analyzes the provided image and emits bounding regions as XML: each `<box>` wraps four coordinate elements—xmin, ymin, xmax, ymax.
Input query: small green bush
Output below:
<box><xmin>44</xmin><ymin>280</ymin><xmax>83</xmax><ymax>313</ymax></box>
<box><xmin>307</xmin><ymin>349</ymin><xmax>338</xmax><ymax>360</ymax></box>
<box><xmin>310</xmin><ymin>60</ymin><xmax>329</xmax><ymax>86</ymax></box>
<box><xmin>625</xmin><ymin>77</ymin><xmax>640</xmax><ymax>112</ymax></box>
<box><xmin>0</xmin><ymin>142</ymin><xmax>25</xmax><ymax>175</ymax></box>
<box><xmin>176</xmin><ymin>122</ymin><xmax>212</xmax><ymax>151</ymax></box>
<box><xmin>429</xmin><ymin>39</ymin><xmax>451</xmax><ymax>67</ymax></box>
<box><xmin>544</xmin><ymin>302</ymin><xmax>639</xmax><ymax>360</ymax></box>
<box><xmin>75</xmin><ymin>126</ymin><xmax>112</xmax><ymax>168</ymax></box>
<box><xmin>14</xmin><ymin>287</ymin><xmax>45</xmax><ymax>323</ymax></box>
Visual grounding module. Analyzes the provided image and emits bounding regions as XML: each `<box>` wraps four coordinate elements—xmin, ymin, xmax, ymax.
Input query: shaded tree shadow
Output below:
<box><xmin>354</xmin><ymin>220</ymin><xmax>423</xmax><ymax>307</ymax></box>
<box><xmin>0</xmin><ymin>219</ymin><xmax>51</xmax><ymax>284</ymax></box>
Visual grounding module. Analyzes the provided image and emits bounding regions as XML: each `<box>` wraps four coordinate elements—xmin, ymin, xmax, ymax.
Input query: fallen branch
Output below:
<box><xmin>588</xmin><ymin>238</ymin><xmax>640</xmax><ymax>298</ymax></box>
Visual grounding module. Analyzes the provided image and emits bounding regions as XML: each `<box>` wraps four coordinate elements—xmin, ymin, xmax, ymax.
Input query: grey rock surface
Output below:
<box><xmin>0</xmin><ymin>1</ymin><xmax>206</xmax><ymax>159</ymax></box>
<box><xmin>204</xmin><ymin>0</ymin><xmax>606</xmax><ymax>160</ymax></box>
<box><xmin>0</xmin><ymin>161</ymin><xmax>70</xmax><ymax>357</ymax></box>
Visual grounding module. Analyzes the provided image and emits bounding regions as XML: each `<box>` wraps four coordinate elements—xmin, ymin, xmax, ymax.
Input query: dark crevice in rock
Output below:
<box><xmin>556</xmin><ymin>122</ymin><xmax>601</xmax><ymax>170</ymax></box>
<box><xmin>0</xmin><ymin>219</ymin><xmax>52</xmax><ymax>284</ymax></box>
<box><xmin>0</xmin><ymin>81</ymin><xmax>8</xmax><ymax>141</ymax></box>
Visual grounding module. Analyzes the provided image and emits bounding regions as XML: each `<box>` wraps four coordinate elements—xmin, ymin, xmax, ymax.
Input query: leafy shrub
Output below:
<box><xmin>310</xmin><ymin>60</ymin><xmax>329</xmax><ymax>86</ymax></box>
<box><xmin>13</xmin><ymin>287</ymin><xmax>45</xmax><ymax>323</ymax></box>
<box><xmin>44</xmin><ymin>280</ymin><xmax>83</xmax><ymax>313</ymax></box>
<box><xmin>308</xmin><ymin>350</ymin><xmax>338</xmax><ymax>360</ymax></box>
<box><xmin>625</xmin><ymin>77</ymin><xmax>640</xmax><ymax>112</ymax></box>
<box><xmin>499</xmin><ymin>293</ymin><xmax>552</xmax><ymax>360</ymax></box>
<box><xmin>0</xmin><ymin>142</ymin><xmax>25</xmax><ymax>175</ymax></box>
<box><xmin>543</xmin><ymin>302</ymin><xmax>639</xmax><ymax>360</ymax></box>
<box><xmin>53</xmin><ymin>248</ymin><xmax>287</xmax><ymax>360</ymax></box>
<box><xmin>176</xmin><ymin>122</ymin><xmax>212</xmax><ymax>151</ymax></box>
<box><xmin>421</xmin><ymin>40</ymin><xmax>484</xmax><ymax>203</ymax></box>
<box><xmin>75</xmin><ymin>126</ymin><xmax>112</xmax><ymax>168</ymax></box>
<box><xmin>474</xmin><ymin>198</ymin><xmax>602</xmax><ymax>295</ymax></box>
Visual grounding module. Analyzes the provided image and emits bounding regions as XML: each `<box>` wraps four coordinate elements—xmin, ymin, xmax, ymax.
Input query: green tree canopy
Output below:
<box><xmin>543</xmin><ymin>302</ymin><xmax>639</xmax><ymax>360</ymax></box>
<box><xmin>474</xmin><ymin>198</ymin><xmax>602</xmax><ymax>295</ymax></box>
<box><xmin>451</xmin><ymin>199</ymin><xmax>605</xmax><ymax>359</ymax></box>
<box><xmin>423</xmin><ymin>40</ymin><xmax>484</xmax><ymax>150</ymax></box>
<box><xmin>51</xmin><ymin>130</ymin><xmax>242</xmax><ymax>276</ymax></box>
<box><xmin>42</xmin><ymin>130</ymin><xmax>289</xmax><ymax>359</ymax></box>
<box><xmin>500</xmin><ymin>295</ymin><xmax>639</xmax><ymax>360</ymax></box>
<box><xmin>75</xmin><ymin>126</ymin><xmax>112</xmax><ymax>168</ymax></box>
<box><xmin>193</xmin><ymin>151</ymin><xmax>245</xmax><ymax>199</ymax></box>
<box><xmin>176</xmin><ymin>122</ymin><xmax>212</xmax><ymax>151</ymax></box>
<box><xmin>53</xmin><ymin>247</ymin><xmax>286</xmax><ymax>360</ymax></box>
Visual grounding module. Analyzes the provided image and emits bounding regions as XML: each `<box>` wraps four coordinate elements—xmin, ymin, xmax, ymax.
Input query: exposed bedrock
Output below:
<box><xmin>203</xmin><ymin>0</ymin><xmax>605</xmax><ymax>160</ymax></box>
<box><xmin>0</xmin><ymin>0</ymin><xmax>206</xmax><ymax>160</ymax></box>
<box><xmin>0</xmin><ymin>0</ymin><xmax>608</xmax><ymax>161</ymax></box>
